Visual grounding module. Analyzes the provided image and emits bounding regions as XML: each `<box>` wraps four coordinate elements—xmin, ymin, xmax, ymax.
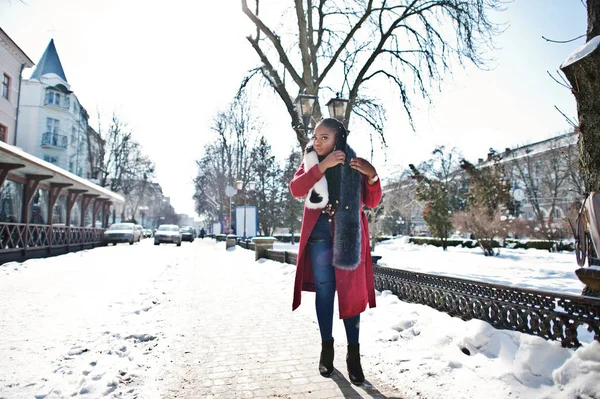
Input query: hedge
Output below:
<box><xmin>407</xmin><ymin>237</ymin><xmax>574</xmax><ymax>252</ymax></box>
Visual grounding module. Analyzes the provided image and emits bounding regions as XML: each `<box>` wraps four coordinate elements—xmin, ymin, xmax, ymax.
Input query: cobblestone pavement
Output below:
<box><xmin>151</xmin><ymin>239</ymin><xmax>408</xmax><ymax>399</ymax></box>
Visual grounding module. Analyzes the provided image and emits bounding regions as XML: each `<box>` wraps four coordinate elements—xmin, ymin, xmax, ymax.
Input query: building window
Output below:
<box><xmin>43</xmin><ymin>155</ymin><xmax>58</xmax><ymax>165</ymax></box>
<box><xmin>45</xmin><ymin>90</ymin><xmax>61</xmax><ymax>106</ymax></box>
<box><xmin>2</xmin><ymin>74</ymin><xmax>9</xmax><ymax>100</ymax></box>
<box><xmin>0</xmin><ymin>124</ymin><xmax>6</xmax><ymax>142</ymax></box>
<box><xmin>46</xmin><ymin>117</ymin><xmax>59</xmax><ymax>134</ymax></box>
<box><xmin>553</xmin><ymin>208</ymin><xmax>563</xmax><ymax>219</ymax></box>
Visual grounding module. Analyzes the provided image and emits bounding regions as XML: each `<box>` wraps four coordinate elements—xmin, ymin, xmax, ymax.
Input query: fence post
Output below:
<box><xmin>251</xmin><ymin>237</ymin><xmax>277</xmax><ymax>261</ymax></box>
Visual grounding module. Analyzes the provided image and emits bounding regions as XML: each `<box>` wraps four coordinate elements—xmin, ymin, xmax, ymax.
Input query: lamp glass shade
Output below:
<box><xmin>234</xmin><ymin>180</ymin><xmax>243</xmax><ymax>190</ymax></box>
<box><xmin>248</xmin><ymin>181</ymin><xmax>256</xmax><ymax>191</ymax></box>
<box><xmin>294</xmin><ymin>94</ymin><xmax>317</xmax><ymax>119</ymax></box>
<box><xmin>326</xmin><ymin>97</ymin><xmax>349</xmax><ymax>121</ymax></box>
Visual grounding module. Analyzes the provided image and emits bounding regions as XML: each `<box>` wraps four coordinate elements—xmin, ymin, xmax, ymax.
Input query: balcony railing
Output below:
<box><xmin>41</xmin><ymin>132</ymin><xmax>68</xmax><ymax>149</ymax></box>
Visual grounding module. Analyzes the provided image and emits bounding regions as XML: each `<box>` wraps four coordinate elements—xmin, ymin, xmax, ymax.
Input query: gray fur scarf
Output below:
<box><xmin>303</xmin><ymin>143</ymin><xmax>362</xmax><ymax>270</ymax></box>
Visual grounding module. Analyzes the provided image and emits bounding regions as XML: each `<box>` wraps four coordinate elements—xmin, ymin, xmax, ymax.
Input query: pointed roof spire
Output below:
<box><xmin>30</xmin><ymin>39</ymin><xmax>67</xmax><ymax>82</ymax></box>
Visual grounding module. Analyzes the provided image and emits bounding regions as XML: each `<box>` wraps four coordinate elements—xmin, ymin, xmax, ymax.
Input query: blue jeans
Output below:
<box><xmin>309</xmin><ymin>214</ymin><xmax>360</xmax><ymax>345</ymax></box>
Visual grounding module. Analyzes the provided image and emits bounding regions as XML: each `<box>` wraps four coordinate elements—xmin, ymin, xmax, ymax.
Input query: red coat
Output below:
<box><xmin>289</xmin><ymin>163</ymin><xmax>382</xmax><ymax>319</ymax></box>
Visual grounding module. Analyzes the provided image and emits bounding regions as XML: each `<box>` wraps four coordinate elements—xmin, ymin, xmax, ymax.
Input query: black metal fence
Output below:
<box><xmin>237</xmin><ymin>242</ymin><xmax>600</xmax><ymax>348</ymax></box>
<box><xmin>373</xmin><ymin>266</ymin><xmax>599</xmax><ymax>348</ymax></box>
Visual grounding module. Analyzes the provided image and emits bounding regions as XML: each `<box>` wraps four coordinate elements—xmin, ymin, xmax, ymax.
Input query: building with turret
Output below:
<box><xmin>17</xmin><ymin>39</ymin><xmax>94</xmax><ymax>178</ymax></box>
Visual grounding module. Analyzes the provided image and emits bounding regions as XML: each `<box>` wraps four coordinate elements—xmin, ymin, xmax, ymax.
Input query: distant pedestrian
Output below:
<box><xmin>199</xmin><ymin>228</ymin><xmax>206</xmax><ymax>239</ymax></box>
<box><xmin>289</xmin><ymin>118</ymin><xmax>382</xmax><ymax>385</ymax></box>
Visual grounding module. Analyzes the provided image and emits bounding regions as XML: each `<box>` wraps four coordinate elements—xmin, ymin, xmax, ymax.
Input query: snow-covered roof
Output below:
<box><xmin>0</xmin><ymin>140</ymin><xmax>124</xmax><ymax>203</ymax></box>
<box><xmin>476</xmin><ymin>131</ymin><xmax>578</xmax><ymax>168</ymax></box>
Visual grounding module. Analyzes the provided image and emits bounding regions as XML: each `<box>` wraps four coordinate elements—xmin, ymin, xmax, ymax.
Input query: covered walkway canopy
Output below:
<box><xmin>0</xmin><ymin>140</ymin><xmax>123</xmax><ymax>204</ymax></box>
<box><xmin>0</xmin><ymin>140</ymin><xmax>124</xmax><ymax>262</ymax></box>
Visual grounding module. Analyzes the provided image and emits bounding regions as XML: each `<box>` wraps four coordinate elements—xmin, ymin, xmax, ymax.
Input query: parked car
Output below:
<box><xmin>134</xmin><ymin>225</ymin><xmax>144</xmax><ymax>240</ymax></box>
<box><xmin>103</xmin><ymin>223</ymin><xmax>140</xmax><ymax>245</ymax></box>
<box><xmin>180</xmin><ymin>226</ymin><xmax>195</xmax><ymax>242</ymax></box>
<box><xmin>143</xmin><ymin>229</ymin><xmax>153</xmax><ymax>238</ymax></box>
<box><xmin>154</xmin><ymin>224</ymin><xmax>182</xmax><ymax>246</ymax></box>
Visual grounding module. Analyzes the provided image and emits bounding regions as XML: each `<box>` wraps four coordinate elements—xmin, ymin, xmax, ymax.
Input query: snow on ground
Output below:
<box><xmin>0</xmin><ymin>238</ymin><xmax>599</xmax><ymax>399</ymax></box>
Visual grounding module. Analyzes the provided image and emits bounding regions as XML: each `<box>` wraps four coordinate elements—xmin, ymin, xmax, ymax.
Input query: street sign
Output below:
<box><xmin>513</xmin><ymin>188</ymin><xmax>525</xmax><ymax>202</ymax></box>
<box><xmin>225</xmin><ymin>185</ymin><xmax>236</xmax><ymax>197</ymax></box>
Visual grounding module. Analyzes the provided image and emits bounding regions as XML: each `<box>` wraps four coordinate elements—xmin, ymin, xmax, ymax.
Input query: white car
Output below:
<box><xmin>154</xmin><ymin>224</ymin><xmax>182</xmax><ymax>246</ymax></box>
<box><xmin>103</xmin><ymin>223</ymin><xmax>141</xmax><ymax>245</ymax></box>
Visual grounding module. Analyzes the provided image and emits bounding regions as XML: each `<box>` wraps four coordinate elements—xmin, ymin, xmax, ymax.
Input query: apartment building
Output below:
<box><xmin>0</xmin><ymin>27</ymin><xmax>34</xmax><ymax>145</ymax></box>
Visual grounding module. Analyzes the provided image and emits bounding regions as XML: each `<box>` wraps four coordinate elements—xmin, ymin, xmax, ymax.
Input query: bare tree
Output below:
<box><xmin>94</xmin><ymin>113</ymin><xmax>134</xmax><ymax>191</ymax></box>
<box><xmin>121</xmin><ymin>155</ymin><xmax>156</xmax><ymax>221</ymax></box>
<box><xmin>409</xmin><ymin>146</ymin><xmax>465</xmax><ymax>249</ymax></box>
<box><xmin>506</xmin><ymin>138</ymin><xmax>572</xmax><ymax>240</ymax></box>
<box><xmin>91</xmin><ymin>113</ymin><xmax>156</xmax><ymax>222</ymax></box>
<box><xmin>242</xmin><ymin>0</ymin><xmax>504</xmax><ymax>149</ymax></box>
<box><xmin>249</xmin><ymin>136</ymin><xmax>282</xmax><ymax>236</ymax></box>
<box><xmin>455</xmin><ymin>152</ymin><xmax>513</xmax><ymax>256</ymax></box>
<box><xmin>194</xmin><ymin>143</ymin><xmax>230</xmax><ymax>231</ymax></box>
<box><xmin>563</xmin><ymin>135</ymin><xmax>586</xmax><ymax>198</ymax></box>
<box><xmin>381</xmin><ymin>170</ymin><xmax>423</xmax><ymax>236</ymax></box>
<box><xmin>86</xmin><ymin>126</ymin><xmax>104</xmax><ymax>181</ymax></box>
<box><xmin>280</xmin><ymin>147</ymin><xmax>304</xmax><ymax>242</ymax></box>
<box><xmin>193</xmin><ymin>94</ymin><xmax>260</xmax><ymax>232</ymax></box>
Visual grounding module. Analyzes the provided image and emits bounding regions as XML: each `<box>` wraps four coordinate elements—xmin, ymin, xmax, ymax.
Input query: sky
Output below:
<box><xmin>0</xmin><ymin>238</ymin><xmax>598</xmax><ymax>398</ymax></box>
<box><xmin>0</xmin><ymin>0</ymin><xmax>589</xmax><ymax>217</ymax></box>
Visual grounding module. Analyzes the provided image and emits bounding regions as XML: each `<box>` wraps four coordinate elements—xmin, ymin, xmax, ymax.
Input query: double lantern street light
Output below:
<box><xmin>234</xmin><ymin>180</ymin><xmax>256</xmax><ymax>241</ymax></box>
<box><xmin>294</xmin><ymin>93</ymin><xmax>349</xmax><ymax>134</ymax></box>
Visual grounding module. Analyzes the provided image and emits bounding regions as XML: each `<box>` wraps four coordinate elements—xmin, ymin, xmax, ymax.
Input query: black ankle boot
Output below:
<box><xmin>319</xmin><ymin>338</ymin><xmax>334</xmax><ymax>377</ymax></box>
<box><xmin>346</xmin><ymin>344</ymin><xmax>364</xmax><ymax>385</ymax></box>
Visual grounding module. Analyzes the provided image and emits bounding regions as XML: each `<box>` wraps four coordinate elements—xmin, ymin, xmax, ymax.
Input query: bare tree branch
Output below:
<box><xmin>542</xmin><ymin>34</ymin><xmax>586</xmax><ymax>43</ymax></box>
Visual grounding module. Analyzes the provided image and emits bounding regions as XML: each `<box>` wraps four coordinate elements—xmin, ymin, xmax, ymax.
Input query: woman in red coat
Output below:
<box><xmin>289</xmin><ymin>118</ymin><xmax>382</xmax><ymax>385</ymax></box>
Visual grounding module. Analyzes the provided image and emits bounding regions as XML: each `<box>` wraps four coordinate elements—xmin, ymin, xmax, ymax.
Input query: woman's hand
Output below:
<box><xmin>349</xmin><ymin>157</ymin><xmax>377</xmax><ymax>182</ymax></box>
<box><xmin>318</xmin><ymin>150</ymin><xmax>346</xmax><ymax>173</ymax></box>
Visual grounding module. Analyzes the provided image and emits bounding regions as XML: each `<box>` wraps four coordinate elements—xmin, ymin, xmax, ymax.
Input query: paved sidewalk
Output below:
<box><xmin>154</xmin><ymin>239</ymin><xmax>408</xmax><ymax>399</ymax></box>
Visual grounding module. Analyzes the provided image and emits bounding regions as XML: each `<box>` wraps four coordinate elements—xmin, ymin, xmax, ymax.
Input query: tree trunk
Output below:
<box><xmin>588</xmin><ymin>0</ymin><xmax>600</xmax><ymax>39</ymax></box>
<box><xmin>561</xmin><ymin>0</ymin><xmax>600</xmax><ymax>192</ymax></box>
<box><xmin>561</xmin><ymin>0</ymin><xmax>600</xmax><ymax>297</ymax></box>
<box><xmin>562</xmin><ymin>47</ymin><xmax>600</xmax><ymax>192</ymax></box>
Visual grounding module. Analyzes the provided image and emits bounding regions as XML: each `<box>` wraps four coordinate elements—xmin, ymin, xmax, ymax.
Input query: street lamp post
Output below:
<box><xmin>225</xmin><ymin>185</ymin><xmax>237</xmax><ymax>234</ymax></box>
<box><xmin>397</xmin><ymin>216</ymin><xmax>405</xmax><ymax>236</ymax></box>
<box><xmin>235</xmin><ymin>180</ymin><xmax>256</xmax><ymax>241</ymax></box>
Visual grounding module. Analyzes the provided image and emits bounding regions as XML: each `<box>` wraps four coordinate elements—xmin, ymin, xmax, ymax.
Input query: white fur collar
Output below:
<box><xmin>303</xmin><ymin>148</ymin><xmax>328</xmax><ymax>209</ymax></box>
